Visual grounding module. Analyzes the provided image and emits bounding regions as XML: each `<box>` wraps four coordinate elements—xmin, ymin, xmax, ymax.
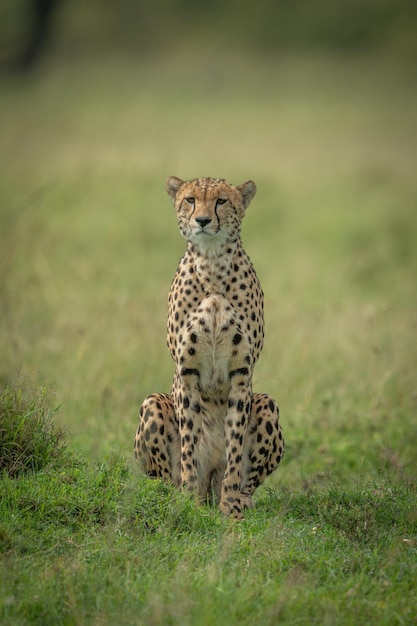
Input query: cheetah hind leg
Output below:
<box><xmin>240</xmin><ymin>393</ymin><xmax>284</xmax><ymax>509</ymax></box>
<box><xmin>134</xmin><ymin>393</ymin><xmax>181</xmax><ymax>487</ymax></box>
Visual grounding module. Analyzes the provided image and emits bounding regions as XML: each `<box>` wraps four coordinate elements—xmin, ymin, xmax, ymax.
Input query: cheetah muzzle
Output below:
<box><xmin>134</xmin><ymin>176</ymin><xmax>284</xmax><ymax>518</ymax></box>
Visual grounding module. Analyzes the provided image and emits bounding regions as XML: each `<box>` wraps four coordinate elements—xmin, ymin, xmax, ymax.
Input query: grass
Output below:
<box><xmin>0</xmin><ymin>381</ymin><xmax>65</xmax><ymax>476</ymax></box>
<box><xmin>1</xmin><ymin>445</ymin><xmax>416</xmax><ymax>624</ymax></box>
<box><xmin>0</xmin><ymin>49</ymin><xmax>417</xmax><ymax>624</ymax></box>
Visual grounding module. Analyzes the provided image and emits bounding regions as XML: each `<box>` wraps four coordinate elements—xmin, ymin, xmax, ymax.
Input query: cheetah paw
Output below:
<box><xmin>240</xmin><ymin>493</ymin><xmax>254</xmax><ymax>510</ymax></box>
<box><xmin>219</xmin><ymin>498</ymin><xmax>243</xmax><ymax>520</ymax></box>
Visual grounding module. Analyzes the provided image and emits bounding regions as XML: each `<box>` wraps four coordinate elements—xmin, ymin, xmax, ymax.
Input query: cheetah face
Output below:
<box><xmin>166</xmin><ymin>177</ymin><xmax>256</xmax><ymax>250</ymax></box>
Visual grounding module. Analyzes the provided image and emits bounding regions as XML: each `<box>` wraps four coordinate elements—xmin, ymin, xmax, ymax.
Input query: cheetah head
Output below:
<box><xmin>166</xmin><ymin>176</ymin><xmax>256</xmax><ymax>250</ymax></box>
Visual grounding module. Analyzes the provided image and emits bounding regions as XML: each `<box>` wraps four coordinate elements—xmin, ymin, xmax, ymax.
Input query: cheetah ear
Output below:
<box><xmin>166</xmin><ymin>176</ymin><xmax>184</xmax><ymax>203</ymax></box>
<box><xmin>237</xmin><ymin>180</ymin><xmax>257</xmax><ymax>209</ymax></box>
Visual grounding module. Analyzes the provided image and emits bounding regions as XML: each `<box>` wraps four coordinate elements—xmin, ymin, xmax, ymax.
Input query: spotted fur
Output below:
<box><xmin>134</xmin><ymin>176</ymin><xmax>284</xmax><ymax>518</ymax></box>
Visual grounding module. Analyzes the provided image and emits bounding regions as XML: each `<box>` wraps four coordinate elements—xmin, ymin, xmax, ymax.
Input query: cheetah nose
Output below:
<box><xmin>195</xmin><ymin>216</ymin><xmax>212</xmax><ymax>228</ymax></box>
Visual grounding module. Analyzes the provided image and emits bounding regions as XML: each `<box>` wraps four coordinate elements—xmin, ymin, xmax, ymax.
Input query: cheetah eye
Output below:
<box><xmin>216</xmin><ymin>198</ymin><xmax>227</xmax><ymax>205</ymax></box>
<box><xmin>185</xmin><ymin>197</ymin><xmax>195</xmax><ymax>205</ymax></box>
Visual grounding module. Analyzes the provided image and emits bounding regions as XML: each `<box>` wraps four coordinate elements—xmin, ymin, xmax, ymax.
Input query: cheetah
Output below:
<box><xmin>134</xmin><ymin>176</ymin><xmax>284</xmax><ymax>518</ymax></box>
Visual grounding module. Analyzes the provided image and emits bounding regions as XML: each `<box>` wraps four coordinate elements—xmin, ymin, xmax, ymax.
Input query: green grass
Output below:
<box><xmin>1</xmin><ymin>447</ymin><xmax>416</xmax><ymax>625</ymax></box>
<box><xmin>0</xmin><ymin>381</ymin><xmax>66</xmax><ymax>476</ymax></box>
<box><xmin>1</xmin><ymin>50</ymin><xmax>417</xmax><ymax>624</ymax></box>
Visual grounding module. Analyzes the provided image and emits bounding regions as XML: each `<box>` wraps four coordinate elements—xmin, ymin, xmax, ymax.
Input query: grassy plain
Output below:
<box><xmin>0</xmin><ymin>51</ymin><xmax>417</xmax><ymax>624</ymax></box>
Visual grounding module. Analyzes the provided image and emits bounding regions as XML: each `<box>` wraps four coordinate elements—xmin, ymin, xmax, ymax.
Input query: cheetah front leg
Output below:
<box><xmin>172</xmin><ymin>371</ymin><xmax>204</xmax><ymax>496</ymax></box>
<box><xmin>220</xmin><ymin>375</ymin><xmax>253</xmax><ymax>519</ymax></box>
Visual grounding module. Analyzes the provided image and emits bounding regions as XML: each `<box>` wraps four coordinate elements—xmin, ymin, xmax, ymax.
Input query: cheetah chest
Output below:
<box><xmin>181</xmin><ymin>294</ymin><xmax>249</xmax><ymax>399</ymax></box>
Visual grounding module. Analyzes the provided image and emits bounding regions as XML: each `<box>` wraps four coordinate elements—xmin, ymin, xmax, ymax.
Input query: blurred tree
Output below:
<box><xmin>13</xmin><ymin>0</ymin><xmax>61</xmax><ymax>72</ymax></box>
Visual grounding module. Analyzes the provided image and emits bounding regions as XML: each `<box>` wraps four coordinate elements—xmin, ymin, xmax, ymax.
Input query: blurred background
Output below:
<box><xmin>1</xmin><ymin>0</ymin><xmax>417</xmax><ymax>70</ymax></box>
<box><xmin>0</xmin><ymin>0</ymin><xmax>416</xmax><ymax>485</ymax></box>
